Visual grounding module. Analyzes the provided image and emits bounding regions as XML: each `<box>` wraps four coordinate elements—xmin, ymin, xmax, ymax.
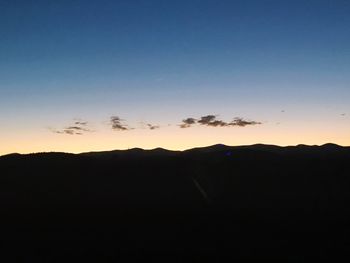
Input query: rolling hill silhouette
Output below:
<box><xmin>1</xmin><ymin>144</ymin><xmax>350</xmax><ymax>262</ymax></box>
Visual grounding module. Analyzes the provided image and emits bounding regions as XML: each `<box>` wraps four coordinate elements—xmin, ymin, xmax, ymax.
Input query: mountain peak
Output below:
<box><xmin>321</xmin><ymin>143</ymin><xmax>342</xmax><ymax>149</ymax></box>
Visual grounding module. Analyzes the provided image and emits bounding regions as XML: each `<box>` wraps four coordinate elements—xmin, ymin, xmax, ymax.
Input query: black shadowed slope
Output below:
<box><xmin>0</xmin><ymin>144</ymin><xmax>350</xmax><ymax>262</ymax></box>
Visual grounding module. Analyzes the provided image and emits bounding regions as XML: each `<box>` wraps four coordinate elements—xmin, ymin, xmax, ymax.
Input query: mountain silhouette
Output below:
<box><xmin>0</xmin><ymin>144</ymin><xmax>350</xmax><ymax>261</ymax></box>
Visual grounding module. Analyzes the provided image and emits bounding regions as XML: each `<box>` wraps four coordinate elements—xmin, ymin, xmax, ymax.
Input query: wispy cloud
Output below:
<box><xmin>74</xmin><ymin>121</ymin><xmax>88</xmax><ymax>126</ymax></box>
<box><xmin>230</xmin><ymin>117</ymin><xmax>261</xmax><ymax>127</ymax></box>
<box><xmin>110</xmin><ymin>116</ymin><xmax>131</xmax><ymax>131</ymax></box>
<box><xmin>138</xmin><ymin>121</ymin><xmax>161</xmax><ymax>130</ymax></box>
<box><xmin>180</xmin><ymin>115</ymin><xmax>262</xmax><ymax>128</ymax></box>
<box><xmin>147</xmin><ymin>124</ymin><xmax>160</xmax><ymax>130</ymax></box>
<box><xmin>50</xmin><ymin>120</ymin><xmax>92</xmax><ymax>135</ymax></box>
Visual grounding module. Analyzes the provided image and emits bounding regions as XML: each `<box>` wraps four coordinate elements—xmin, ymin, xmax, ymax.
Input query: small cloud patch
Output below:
<box><xmin>50</xmin><ymin>120</ymin><xmax>92</xmax><ymax>135</ymax></box>
<box><xmin>180</xmin><ymin>115</ymin><xmax>262</xmax><ymax>128</ymax></box>
<box><xmin>230</xmin><ymin>117</ymin><xmax>261</xmax><ymax>127</ymax></box>
<box><xmin>180</xmin><ymin>118</ymin><xmax>197</xmax><ymax>128</ymax></box>
<box><xmin>147</xmin><ymin>124</ymin><xmax>160</xmax><ymax>130</ymax></box>
<box><xmin>110</xmin><ymin>116</ymin><xmax>131</xmax><ymax>131</ymax></box>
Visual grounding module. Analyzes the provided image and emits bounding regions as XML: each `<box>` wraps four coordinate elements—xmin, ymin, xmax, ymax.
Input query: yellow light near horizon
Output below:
<box><xmin>1</xmin><ymin>122</ymin><xmax>349</xmax><ymax>156</ymax></box>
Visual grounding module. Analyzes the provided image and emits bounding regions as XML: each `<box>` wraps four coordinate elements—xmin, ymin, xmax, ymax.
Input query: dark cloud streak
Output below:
<box><xmin>229</xmin><ymin>117</ymin><xmax>261</xmax><ymax>127</ymax></box>
<box><xmin>110</xmin><ymin>116</ymin><xmax>130</xmax><ymax>131</ymax></box>
<box><xmin>50</xmin><ymin>120</ymin><xmax>92</xmax><ymax>135</ymax></box>
<box><xmin>180</xmin><ymin>115</ymin><xmax>262</xmax><ymax>128</ymax></box>
<box><xmin>74</xmin><ymin>121</ymin><xmax>88</xmax><ymax>126</ymax></box>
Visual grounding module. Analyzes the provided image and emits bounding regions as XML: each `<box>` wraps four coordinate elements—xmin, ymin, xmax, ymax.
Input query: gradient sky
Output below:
<box><xmin>1</xmin><ymin>0</ymin><xmax>349</xmax><ymax>154</ymax></box>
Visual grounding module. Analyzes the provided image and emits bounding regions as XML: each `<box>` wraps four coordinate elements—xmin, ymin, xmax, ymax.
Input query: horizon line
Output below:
<box><xmin>1</xmin><ymin>142</ymin><xmax>348</xmax><ymax>157</ymax></box>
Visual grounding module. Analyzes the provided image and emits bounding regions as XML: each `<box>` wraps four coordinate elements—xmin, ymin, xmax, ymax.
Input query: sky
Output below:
<box><xmin>0</xmin><ymin>0</ymin><xmax>349</xmax><ymax>154</ymax></box>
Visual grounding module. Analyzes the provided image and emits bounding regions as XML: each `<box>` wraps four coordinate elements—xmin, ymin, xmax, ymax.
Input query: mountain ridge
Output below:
<box><xmin>1</xmin><ymin>143</ymin><xmax>348</xmax><ymax>158</ymax></box>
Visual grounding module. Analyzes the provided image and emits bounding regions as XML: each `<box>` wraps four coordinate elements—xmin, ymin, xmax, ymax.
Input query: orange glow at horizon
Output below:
<box><xmin>1</xmin><ymin>121</ymin><xmax>349</xmax><ymax>155</ymax></box>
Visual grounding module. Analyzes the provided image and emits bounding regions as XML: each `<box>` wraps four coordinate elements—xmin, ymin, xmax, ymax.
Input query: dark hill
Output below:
<box><xmin>0</xmin><ymin>144</ymin><xmax>350</xmax><ymax>261</ymax></box>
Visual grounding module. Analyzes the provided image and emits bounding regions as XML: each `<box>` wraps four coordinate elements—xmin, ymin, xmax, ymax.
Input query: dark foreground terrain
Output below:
<box><xmin>1</xmin><ymin>143</ymin><xmax>350</xmax><ymax>262</ymax></box>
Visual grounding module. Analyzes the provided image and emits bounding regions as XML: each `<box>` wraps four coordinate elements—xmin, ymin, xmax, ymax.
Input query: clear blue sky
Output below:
<box><xmin>1</xmin><ymin>0</ymin><xmax>349</xmax><ymax>154</ymax></box>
